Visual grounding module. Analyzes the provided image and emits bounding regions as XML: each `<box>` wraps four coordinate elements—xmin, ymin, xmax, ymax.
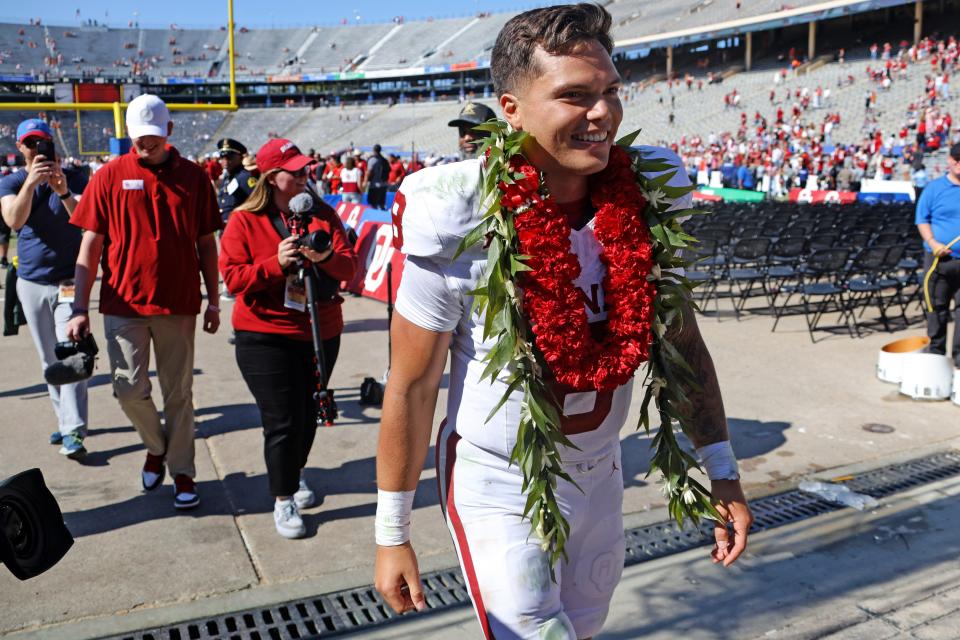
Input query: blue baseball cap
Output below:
<box><xmin>17</xmin><ymin>119</ymin><xmax>53</xmax><ymax>143</ymax></box>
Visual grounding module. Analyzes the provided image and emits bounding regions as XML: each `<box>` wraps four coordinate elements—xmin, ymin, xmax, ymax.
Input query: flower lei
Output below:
<box><xmin>512</xmin><ymin>146</ymin><xmax>655</xmax><ymax>392</ymax></box>
<box><xmin>457</xmin><ymin>120</ymin><xmax>721</xmax><ymax>570</ymax></box>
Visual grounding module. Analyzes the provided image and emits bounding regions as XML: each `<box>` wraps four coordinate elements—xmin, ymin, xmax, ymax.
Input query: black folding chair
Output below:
<box><xmin>722</xmin><ymin>237</ymin><xmax>771</xmax><ymax>319</ymax></box>
<box><xmin>685</xmin><ymin>234</ymin><xmax>726</xmax><ymax>316</ymax></box>
<box><xmin>772</xmin><ymin>248</ymin><xmax>854</xmax><ymax>342</ymax></box>
<box><xmin>872</xmin><ymin>231</ymin><xmax>903</xmax><ymax>246</ymax></box>
<box><xmin>808</xmin><ymin>232</ymin><xmax>839</xmax><ymax>252</ymax></box>
<box><xmin>842</xmin><ymin>231</ymin><xmax>872</xmax><ymax>251</ymax></box>
<box><xmin>843</xmin><ymin>246</ymin><xmax>899</xmax><ymax>335</ymax></box>
<box><xmin>764</xmin><ymin>235</ymin><xmax>807</xmax><ymax>308</ymax></box>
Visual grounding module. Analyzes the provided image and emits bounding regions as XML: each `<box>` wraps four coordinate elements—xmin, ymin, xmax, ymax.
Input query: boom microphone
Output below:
<box><xmin>44</xmin><ymin>355</ymin><xmax>94</xmax><ymax>386</ymax></box>
<box><xmin>289</xmin><ymin>192</ymin><xmax>315</xmax><ymax>216</ymax></box>
<box><xmin>44</xmin><ymin>335</ymin><xmax>98</xmax><ymax>386</ymax></box>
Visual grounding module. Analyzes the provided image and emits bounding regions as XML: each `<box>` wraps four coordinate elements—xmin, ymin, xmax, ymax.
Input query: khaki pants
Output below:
<box><xmin>104</xmin><ymin>314</ymin><xmax>197</xmax><ymax>478</ymax></box>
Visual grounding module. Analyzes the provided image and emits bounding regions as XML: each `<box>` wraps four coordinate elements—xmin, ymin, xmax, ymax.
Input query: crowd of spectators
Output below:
<box><xmin>4</xmin><ymin>33</ymin><xmax>959</xmax><ymax>200</ymax></box>
<box><xmin>667</xmin><ymin>34</ymin><xmax>959</xmax><ymax>195</ymax></box>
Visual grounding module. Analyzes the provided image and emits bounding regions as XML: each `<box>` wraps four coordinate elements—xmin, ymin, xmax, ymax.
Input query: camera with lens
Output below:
<box><xmin>296</xmin><ymin>229</ymin><xmax>332</xmax><ymax>254</ymax></box>
<box><xmin>1</xmin><ymin>469</ymin><xmax>73</xmax><ymax>580</ymax></box>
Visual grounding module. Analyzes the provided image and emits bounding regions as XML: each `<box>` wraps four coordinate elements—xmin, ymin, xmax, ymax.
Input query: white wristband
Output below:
<box><xmin>696</xmin><ymin>441</ymin><xmax>740</xmax><ymax>481</ymax></box>
<box><xmin>375</xmin><ymin>489</ymin><xmax>415</xmax><ymax>546</ymax></box>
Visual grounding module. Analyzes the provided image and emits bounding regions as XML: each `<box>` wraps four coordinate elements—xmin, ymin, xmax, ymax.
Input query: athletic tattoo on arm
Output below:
<box><xmin>665</xmin><ymin>302</ymin><xmax>729</xmax><ymax>447</ymax></box>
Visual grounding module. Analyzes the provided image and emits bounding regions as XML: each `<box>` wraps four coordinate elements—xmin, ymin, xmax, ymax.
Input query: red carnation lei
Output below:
<box><xmin>510</xmin><ymin>145</ymin><xmax>656</xmax><ymax>392</ymax></box>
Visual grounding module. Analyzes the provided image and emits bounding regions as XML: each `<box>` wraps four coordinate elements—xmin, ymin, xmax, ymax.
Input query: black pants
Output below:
<box><xmin>923</xmin><ymin>253</ymin><xmax>960</xmax><ymax>366</ymax></box>
<box><xmin>235</xmin><ymin>331</ymin><xmax>341</xmax><ymax>496</ymax></box>
<box><xmin>367</xmin><ymin>185</ymin><xmax>388</xmax><ymax>210</ymax></box>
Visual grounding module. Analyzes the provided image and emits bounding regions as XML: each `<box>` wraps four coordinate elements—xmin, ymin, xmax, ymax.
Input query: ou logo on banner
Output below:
<box><xmin>345</xmin><ymin>206</ymin><xmax>364</xmax><ymax>229</ymax></box>
<box><xmin>337</xmin><ymin>202</ymin><xmax>364</xmax><ymax>229</ymax></box>
<box><xmin>797</xmin><ymin>189</ymin><xmax>815</xmax><ymax>204</ymax></box>
<box><xmin>364</xmin><ymin>224</ymin><xmax>396</xmax><ymax>292</ymax></box>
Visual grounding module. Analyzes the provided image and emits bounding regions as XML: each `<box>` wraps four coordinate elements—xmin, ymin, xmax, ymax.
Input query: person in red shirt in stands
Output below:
<box><xmin>353</xmin><ymin>149</ymin><xmax>367</xmax><ymax>176</ymax></box>
<box><xmin>387</xmin><ymin>153</ymin><xmax>406</xmax><ymax>188</ymax></box>
<box><xmin>219</xmin><ymin>138</ymin><xmax>358</xmax><ymax>539</ymax></box>
<box><xmin>325</xmin><ymin>154</ymin><xmax>343</xmax><ymax>195</ymax></box>
<box><xmin>66</xmin><ymin>94</ymin><xmax>222</xmax><ymax>510</ymax></box>
<box><xmin>319</xmin><ymin>153</ymin><xmax>337</xmax><ymax>194</ymax></box>
<box><xmin>405</xmin><ymin>152</ymin><xmax>423</xmax><ymax>175</ymax></box>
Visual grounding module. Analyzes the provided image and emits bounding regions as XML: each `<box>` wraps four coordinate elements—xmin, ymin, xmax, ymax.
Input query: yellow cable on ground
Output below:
<box><xmin>923</xmin><ymin>235</ymin><xmax>960</xmax><ymax>312</ymax></box>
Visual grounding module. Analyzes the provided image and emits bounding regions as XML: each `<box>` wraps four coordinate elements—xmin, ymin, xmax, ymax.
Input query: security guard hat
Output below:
<box><xmin>447</xmin><ymin>102</ymin><xmax>496</xmax><ymax>129</ymax></box>
<box><xmin>217</xmin><ymin>138</ymin><xmax>247</xmax><ymax>157</ymax></box>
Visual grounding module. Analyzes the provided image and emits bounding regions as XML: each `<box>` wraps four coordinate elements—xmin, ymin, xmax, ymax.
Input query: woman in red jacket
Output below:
<box><xmin>219</xmin><ymin>138</ymin><xmax>358</xmax><ymax>539</ymax></box>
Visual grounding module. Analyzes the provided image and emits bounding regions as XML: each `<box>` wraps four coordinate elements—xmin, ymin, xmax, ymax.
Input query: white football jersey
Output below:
<box><xmin>393</xmin><ymin>148</ymin><xmax>692</xmax><ymax>461</ymax></box>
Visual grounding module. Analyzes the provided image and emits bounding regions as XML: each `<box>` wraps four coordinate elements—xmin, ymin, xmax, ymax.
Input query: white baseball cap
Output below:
<box><xmin>125</xmin><ymin>94</ymin><xmax>171</xmax><ymax>140</ymax></box>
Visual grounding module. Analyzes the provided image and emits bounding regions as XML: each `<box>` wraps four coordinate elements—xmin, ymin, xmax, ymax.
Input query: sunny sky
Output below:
<box><xmin>1</xmin><ymin>0</ymin><xmax>551</xmax><ymax>29</ymax></box>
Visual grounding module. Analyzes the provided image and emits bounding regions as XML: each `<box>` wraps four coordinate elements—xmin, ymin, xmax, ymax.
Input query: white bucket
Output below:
<box><xmin>899</xmin><ymin>352</ymin><xmax>954</xmax><ymax>400</ymax></box>
<box><xmin>952</xmin><ymin>369</ymin><xmax>960</xmax><ymax>407</ymax></box>
<box><xmin>877</xmin><ymin>336</ymin><xmax>930</xmax><ymax>384</ymax></box>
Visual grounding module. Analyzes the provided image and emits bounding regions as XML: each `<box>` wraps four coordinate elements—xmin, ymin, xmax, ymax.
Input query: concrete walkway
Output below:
<box><xmin>1</xmin><ymin>287</ymin><xmax>958</xmax><ymax>639</ymax></box>
<box><xmin>350</xmin><ymin>471</ymin><xmax>960</xmax><ymax>640</ymax></box>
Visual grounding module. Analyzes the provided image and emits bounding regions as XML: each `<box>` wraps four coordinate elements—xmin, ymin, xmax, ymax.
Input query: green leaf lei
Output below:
<box><xmin>456</xmin><ymin>119</ymin><xmax>722</xmax><ymax>570</ymax></box>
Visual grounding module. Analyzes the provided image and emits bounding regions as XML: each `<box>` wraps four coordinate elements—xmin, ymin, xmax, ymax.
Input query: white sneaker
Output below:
<box><xmin>293</xmin><ymin>476</ymin><xmax>315</xmax><ymax>510</ymax></box>
<box><xmin>274</xmin><ymin>499</ymin><xmax>306</xmax><ymax>539</ymax></box>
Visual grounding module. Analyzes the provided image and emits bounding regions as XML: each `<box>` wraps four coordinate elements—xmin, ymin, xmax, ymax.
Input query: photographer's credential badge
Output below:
<box><xmin>57</xmin><ymin>280</ymin><xmax>75</xmax><ymax>304</ymax></box>
<box><xmin>284</xmin><ymin>275</ymin><xmax>307</xmax><ymax>312</ymax></box>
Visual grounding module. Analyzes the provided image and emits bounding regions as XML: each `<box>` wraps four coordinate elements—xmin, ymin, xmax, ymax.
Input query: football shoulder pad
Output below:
<box><xmin>391</xmin><ymin>159</ymin><xmax>486</xmax><ymax>262</ymax></box>
<box><xmin>392</xmin><ymin>159</ymin><xmax>482</xmax><ymax>260</ymax></box>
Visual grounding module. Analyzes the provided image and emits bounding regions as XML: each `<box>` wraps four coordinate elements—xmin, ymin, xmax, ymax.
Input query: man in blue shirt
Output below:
<box><xmin>914</xmin><ymin>142</ymin><xmax>960</xmax><ymax>367</ymax></box>
<box><xmin>0</xmin><ymin>119</ymin><xmax>89</xmax><ymax>458</ymax></box>
<box><xmin>720</xmin><ymin>157</ymin><xmax>736</xmax><ymax>187</ymax></box>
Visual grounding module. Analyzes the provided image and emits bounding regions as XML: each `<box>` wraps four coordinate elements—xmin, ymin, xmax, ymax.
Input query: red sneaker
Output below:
<box><xmin>141</xmin><ymin>452</ymin><xmax>165</xmax><ymax>491</ymax></box>
<box><xmin>174</xmin><ymin>474</ymin><xmax>199</xmax><ymax>510</ymax></box>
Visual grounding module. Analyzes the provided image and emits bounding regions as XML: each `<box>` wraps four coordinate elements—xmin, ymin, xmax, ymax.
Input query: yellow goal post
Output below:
<box><xmin>0</xmin><ymin>0</ymin><xmax>238</xmax><ymax>140</ymax></box>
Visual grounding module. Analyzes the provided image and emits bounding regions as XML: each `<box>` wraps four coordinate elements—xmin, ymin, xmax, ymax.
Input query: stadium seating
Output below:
<box><xmin>359</xmin><ymin>18</ymin><xmax>475</xmax><ymax>71</ymax></box>
<box><xmin>206</xmin><ymin>107</ymin><xmax>311</xmax><ymax>156</ymax></box>
<box><xmin>294</xmin><ymin>24</ymin><xmax>396</xmax><ymax>74</ymax></box>
<box><xmin>231</xmin><ymin>27</ymin><xmax>314</xmax><ymax>76</ymax></box>
<box><xmin>436</xmin><ymin>13</ymin><xmax>513</xmax><ymax>66</ymax></box>
<box><xmin>0</xmin><ymin>109</ymin><xmax>225</xmax><ymax>160</ymax></box>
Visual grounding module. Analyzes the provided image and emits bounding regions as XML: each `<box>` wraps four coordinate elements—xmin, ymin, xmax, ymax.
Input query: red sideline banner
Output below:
<box><xmin>336</xmin><ymin>201</ymin><xmax>366</xmax><ymax>230</ymax></box>
<box><xmin>692</xmin><ymin>191</ymin><xmax>722</xmax><ymax>202</ymax></box>
<box><xmin>788</xmin><ymin>188</ymin><xmax>858</xmax><ymax>205</ymax></box>
<box><xmin>345</xmin><ymin>221</ymin><xmax>405</xmax><ymax>302</ymax></box>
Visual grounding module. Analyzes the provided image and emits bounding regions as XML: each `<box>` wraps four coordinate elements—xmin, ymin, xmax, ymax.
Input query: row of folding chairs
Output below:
<box><xmin>689</xmin><ymin>215</ymin><xmax>916</xmax><ymax>250</ymax></box>
<box><xmin>686</xmin><ymin>239</ymin><xmax>924</xmax><ymax>342</ymax></box>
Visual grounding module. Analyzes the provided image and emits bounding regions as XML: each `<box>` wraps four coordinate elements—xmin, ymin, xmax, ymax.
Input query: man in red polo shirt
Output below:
<box><xmin>66</xmin><ymin>94</ymin><xmax>222</xmax><ymax>510</ymax></box>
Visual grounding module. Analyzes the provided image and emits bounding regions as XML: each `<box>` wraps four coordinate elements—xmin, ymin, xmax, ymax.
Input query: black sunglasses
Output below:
<box><xmin>282</xmin><ymin>167</ymin><xmax>308</xmax><ymax>178</ymax></box>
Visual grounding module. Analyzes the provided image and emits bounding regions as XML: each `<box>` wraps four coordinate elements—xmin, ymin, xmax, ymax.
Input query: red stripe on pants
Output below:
<box><xmin>437</xmin><ymin>423</ymin><xmax>495</xmax><ymax>640</ymax></box>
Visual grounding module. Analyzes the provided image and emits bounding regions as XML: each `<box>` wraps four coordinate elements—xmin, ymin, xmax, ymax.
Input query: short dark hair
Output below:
<box><xmin>491</xmin><ymin>3</ymin><xmax>613</xmax><ymax>96</ymax></box>
<box><xmin>373</xmin><ymin>143</ymin><xmax>382</xmax><ymax>153</ymax></box>
<box><xmin>950</xmin><ymin>142</ymin><xmax>960</xmax><ymax>160</ymax></box>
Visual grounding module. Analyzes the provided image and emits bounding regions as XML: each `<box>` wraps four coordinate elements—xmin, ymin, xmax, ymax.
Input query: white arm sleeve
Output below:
<box><xmin>394</xmin><ymin>256</ymin><xmax>463</xmax><ymax>333</ymax></box>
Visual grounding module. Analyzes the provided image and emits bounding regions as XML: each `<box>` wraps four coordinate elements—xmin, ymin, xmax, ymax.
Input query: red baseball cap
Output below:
<box><xmin>255</xmin><ymin>138</ymin><xmax>314</xmax><ymax>173</ymax></box>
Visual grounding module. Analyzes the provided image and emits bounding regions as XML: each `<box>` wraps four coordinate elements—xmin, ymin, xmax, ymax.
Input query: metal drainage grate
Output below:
<box><xmin>108</xmin><ymin>450</ymin><xmax>960</xmax><ymax>640</ymax></box>
<box><xmin>844</xmin><ymin>450</ymin><xmax>960</xmax><ymax>499</ymax></box>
